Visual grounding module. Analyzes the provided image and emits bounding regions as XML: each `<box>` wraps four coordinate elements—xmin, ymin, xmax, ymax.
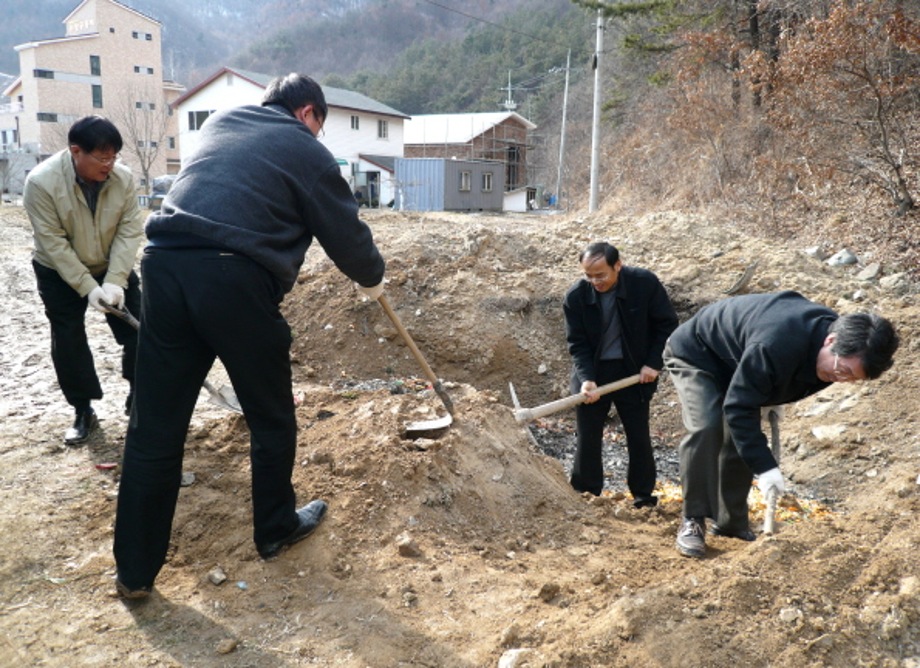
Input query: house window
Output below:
<box><xmin>377</xmin><ymin>119</ymin><xmax>388</xmax><ymax>139</ymax></box>
<box><xmin>168</xmin><ymin>137</ymin><xmax>175</xmax><ymax>149</ymax></box>
<box><xmin>37</xmin><ymin>112</ymin><xmax>58</xmax><ymax>123</ymax></box>
<box><xmin>146</xmin><ymin>33</ymin><xmax>152</xmax><ymax>41</ymax></box>
<box><xmin>34</xmin><ymin>69</ymin><xmax>54</xmax><ymax>79</ymax></box>
<box><xmin>132</xmin><ymin>31</ymin><xmax>139</xmax><ymax>38</ymax></box>
<box><xmin>351</xmin><ymin>115</ymin><xmax>359</xmax><ymax>130</ymax></box>
<box><xmin>92</xmin><ymin>85</ymin><xmax>103</xmax><ymax>108</ymax></box>
<box><xmin>134</xmin><ymin>66</ymin><xmax>140</xmax><ymax>73</ymax></box>
<box><xmin>136</xmin><ymin>102</ymin><xmax>143</xmax><ymax>109</ymax></box>
<box><xmin>188</xmin><ymin>110</ymin><xmax>214</xmax><ymax>130</ymax></box>
<box><xmin>459</xmin><ymin>171</ymin><xmax>471</xmax><ymax>192</ymax></box>
<box><xmin>90</xmin><ymin>55</ymin><xmax>100</xmax><ymax>76</ymax></box>
<box><xmin>147</xmin><ymin>67</ymin><xmax>154</xmax><ymax>75</ymax></box>
<box><xmin>482</xmin><ymin>172</ymin><xmax>493</xmax><ymax>192</ymax></box>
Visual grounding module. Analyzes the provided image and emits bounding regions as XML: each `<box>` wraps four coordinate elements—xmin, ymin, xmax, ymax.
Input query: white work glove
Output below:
<box><xmin>357</xmin><ymin>280</ymin><xmax>384</xmax><ymax>301</ymax></box>
<box><xmin>758</xmin><ymin>467</ymin><xmax>786</xmax><ymax>497</ymax></box>
<box><xmin>102</xmin><ymin>282</ymin><xmax>125</xmax><ymax>309</ymax></box>
<box><xmin>87</xmin><ymin>285</ymin><xmax>109</xmax><ymax>313</ymax></box>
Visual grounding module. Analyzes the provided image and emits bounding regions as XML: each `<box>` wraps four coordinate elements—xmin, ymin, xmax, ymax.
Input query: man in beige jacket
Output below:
<box><xmin>25</xmin><ymin>116</ymin><xmax>143</xmax><ymax>444</ymax></box>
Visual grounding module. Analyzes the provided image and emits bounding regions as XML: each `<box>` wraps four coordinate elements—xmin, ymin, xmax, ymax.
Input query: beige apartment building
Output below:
<box><xmin>1</xmin><ymin>0</ymin><xmax>183</xmax><ymax>196</ymax></box>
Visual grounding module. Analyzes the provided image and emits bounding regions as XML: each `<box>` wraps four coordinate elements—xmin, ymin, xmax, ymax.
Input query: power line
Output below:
<box><xmin>415</xmin><ymin>0</ymin><xmax>582</xmax><ymax>51</ymax></box>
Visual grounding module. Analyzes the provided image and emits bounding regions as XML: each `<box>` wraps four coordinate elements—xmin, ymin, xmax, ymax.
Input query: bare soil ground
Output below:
<box><xmin>1</xmin><ymin>204</ymin><xmax>918</xmax><ymax>667</ymax></box>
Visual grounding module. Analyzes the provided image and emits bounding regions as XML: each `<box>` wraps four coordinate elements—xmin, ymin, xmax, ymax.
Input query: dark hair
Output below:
<box><xmin>68</xmin><ymin>116</ymin><xmax>123</xmax><ymax>153</ymax></box>
<box><xmin>579</xmin><ymin>241</ymin><xmax>620</xmax><ymax>267</ymax></box>
<box><xmin>261</xmin><ymin>73</ymin><xmax>328</xmax><ymax>124</ymax></box>
<box><xmin>829</xmin><ymin>312</ymin><xmax>899</xmax><ymax>379</ymax></box>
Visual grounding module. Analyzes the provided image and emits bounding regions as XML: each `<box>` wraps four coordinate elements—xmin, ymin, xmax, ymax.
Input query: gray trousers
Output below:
<box><xmin>663</xmin><ymin>345</ymin><xmax>753</xmax><ymax>531</ymax></box>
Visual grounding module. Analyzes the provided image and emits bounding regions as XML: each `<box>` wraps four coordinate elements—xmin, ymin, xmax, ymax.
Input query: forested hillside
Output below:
<box><xmin>3</xmin><ymin>0</ymin><xmax>917</xmax><ymax>273</ymax></box>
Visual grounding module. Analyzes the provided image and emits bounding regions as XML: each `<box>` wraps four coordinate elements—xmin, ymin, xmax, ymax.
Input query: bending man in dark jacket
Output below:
<box><xmin>113</xmin><ymin>73</ymin><xmax>386</xmax><ymax>598</ymax></box>
<box><xmin>563</xmin><ymin>242</ymin><xmax>678</xmax><ymax>507</ymax></box>
<box><xmin>664</xmin><ymin>291</ymin><xmax>899</xmax><ymax>559</ymax></box>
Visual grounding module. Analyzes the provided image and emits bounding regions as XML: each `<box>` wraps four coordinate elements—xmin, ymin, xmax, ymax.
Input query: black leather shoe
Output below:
<box><xmin>64</xmin><ymin>408</ymin><xmax>98</xmax><ymax>445</ymax></box>
<box><xmin>257</xmin><ymin>499</ymin><xmax>327</xmax><ymax>560</ymax></box>
<box><xmin>709</xmin><ymin>524</ymin><xmax>757</xmax><ymax>542</ymax></box>
<box><xmin>115</xmin><ymin>577</ymin><xmax>151</xmax><ymax>600</ymax></box>
<box><xmin>632</xmin><ymin>495</ymin><xmax>658</xmax><ymax>509</ymax></box>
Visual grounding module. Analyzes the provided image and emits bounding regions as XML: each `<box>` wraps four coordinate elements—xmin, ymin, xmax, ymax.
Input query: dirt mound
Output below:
<box><xmin>1</xmin><ymin>204</ymin><xmax>919</xmax><ymax>666</ymax></box>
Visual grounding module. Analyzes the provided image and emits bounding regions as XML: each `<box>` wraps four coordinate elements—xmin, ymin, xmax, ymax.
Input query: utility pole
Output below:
<box><xmin>501</xmin><ymin>71</ymin><xmax>517</xmax><ymax>111</ymax></box>
<box><xmin>589</xmin><ymin>9</ymin><xmax>604</xmax><ymax>212</ymax></box>
<box><xmin>555</xmin><ymin>49</ymin><xmax>571</xmax><ymax>210</ymax></box>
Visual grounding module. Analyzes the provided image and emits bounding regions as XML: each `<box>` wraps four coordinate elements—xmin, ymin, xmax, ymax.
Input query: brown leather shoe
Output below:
<box><xmin>115</xmin><ymin>578</ymin><xmax>151</xmax><ymax>600</ymax></box>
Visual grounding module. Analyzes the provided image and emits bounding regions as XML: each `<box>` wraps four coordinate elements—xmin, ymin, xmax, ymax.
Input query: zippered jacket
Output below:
<box><xmin>666</xmin><ymin>290</ymin><xmax>835</xmax><ymax>473</ymax></box>
<box><xmin>25</xmin><ymin>149</ymin><xmax>142</xmax><ymax>296</ymax></box>
<box><xmin>564</xmin><ymin>265</ymin><xmax>678</xmax><ymax>397</ymax></box>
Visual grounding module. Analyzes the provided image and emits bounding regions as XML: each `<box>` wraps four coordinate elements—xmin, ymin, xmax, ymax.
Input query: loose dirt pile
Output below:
<box><xmin>1</xmin><ymin>204</ymin><xmax>918</xmax><ymax>667</ymax></box>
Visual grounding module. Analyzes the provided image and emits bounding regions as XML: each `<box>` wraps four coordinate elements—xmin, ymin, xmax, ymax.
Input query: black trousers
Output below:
<box><xmin>570</xmin><ymin>359</ymin><xmax>656</xmax><ymax>498</ymax></box>
<box><xmin>32</xmin><ymin>260</ymin><xmax>140</xmax><ymax>409</ymax></box>
<box><xmin>114</xmin><ymin>248</ymin><xmax>300</xmax><ymax>589</ymax></box>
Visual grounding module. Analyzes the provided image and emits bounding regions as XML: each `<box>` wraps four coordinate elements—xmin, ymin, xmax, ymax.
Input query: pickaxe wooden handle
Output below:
<box><xmin>513</xmin><ymin>374</ymin><xmax>641</xmax><ymax>424</ymax></box>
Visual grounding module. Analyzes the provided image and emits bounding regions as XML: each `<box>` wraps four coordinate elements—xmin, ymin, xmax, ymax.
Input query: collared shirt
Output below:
<box><xmin>598</xmin><ymin>286</ymin><xmax>623</xmax><ymax>360</ymax></box>
<box><xmin>74</xmin><ymin>166</ymin><xmax>104</xmax><ymax>217</ymax></box>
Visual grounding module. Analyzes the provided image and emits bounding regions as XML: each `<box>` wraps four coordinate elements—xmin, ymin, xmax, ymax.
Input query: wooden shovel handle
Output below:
<box><xmin>377</xmin><ymin>294</ymin><xmax>454</xmax><ymax>416</ymax></box>
<box><xmin>514</xmin><ymin>374</ymin><xmax>641</xmax><ymax>423</ymax></box>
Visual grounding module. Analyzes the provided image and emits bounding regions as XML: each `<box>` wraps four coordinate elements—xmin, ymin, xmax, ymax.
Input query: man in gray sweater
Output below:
<box><xmin>664</xmin><ymin>291</ymin><xmax>898</xmax><ymax>559</ymax></box>
<box><xmin>113</xmin><ymin>74</ymin><xmax>386</xmax><ymax>598</ymax></box>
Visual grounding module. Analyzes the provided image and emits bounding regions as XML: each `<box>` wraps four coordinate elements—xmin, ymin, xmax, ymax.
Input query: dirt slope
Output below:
<box><xmin>1</xmin><ymin>205</ymin><xmax>918</xmax><ymax>667</ymax></box>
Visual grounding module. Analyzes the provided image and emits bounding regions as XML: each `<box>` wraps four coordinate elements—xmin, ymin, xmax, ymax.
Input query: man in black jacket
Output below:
<box><xmin>563</xmin><ymin>242</ymin><xmax>678</xmax><ymax>507</ymax></box>
<box><xmin>113</xmin><ymin>74</ymin><xmax>386</xmax><ymax>599</ymax></box>
<box><xmin>664</xmin><ymin>291</ymin><xmax>899</xmax><ymax>558</ymax></box>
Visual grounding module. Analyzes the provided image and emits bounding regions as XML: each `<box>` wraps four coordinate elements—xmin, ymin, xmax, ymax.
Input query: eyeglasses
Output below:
<box><xmin>85</xmin><ymin>151</ymin><xmax>119</xmax><ymax>166</ymax></box>
<box><xmin>833</xmin><ymin>353</ymin><xmax>860</xmax><ymax>382</ymax></box>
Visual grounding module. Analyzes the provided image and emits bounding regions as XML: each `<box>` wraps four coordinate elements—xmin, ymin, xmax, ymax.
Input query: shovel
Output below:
<box><xmin>511</xmin><ymin>374</ymin><xmax>641</xmax><ymax>424</ymax></box>
<box><xmin>376</xmin><ymin>294</ymin><xmax>453</xmax><ymax>437</ymax></box>
<box><xmin>102</xmin><ymin>303</ymin><xmax>243</xmax><ymax>414</ymax></box>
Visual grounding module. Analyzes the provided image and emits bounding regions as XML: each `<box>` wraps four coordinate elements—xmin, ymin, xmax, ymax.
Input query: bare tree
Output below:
<box><xmin>764</xmin><ymin>2</ymin><xmax>920</xmax><ymax>214</ymax></box>
<box><xmin>108</xmin><ymin>84</ymin><xmax>172</xmax><ymax>195</ymax></box>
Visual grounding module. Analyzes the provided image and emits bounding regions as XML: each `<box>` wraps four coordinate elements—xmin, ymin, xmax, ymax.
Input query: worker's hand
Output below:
<box><xmin>102</xmin><ymin>282</ymin><xmax>125</xmax><ymax>309</ymax></box>
<box><xmin>758</xmin><ymin>467</ymin><xmax>785</xmax><ymax>497</ymax></box>
<box><xmin>580</xmin><ymin>381</ymin><xmax>599</xmax><ymax>404</ymax></box>
<box><xmin>88</xmin><ymin>286</ymin><xmax>109</xmax><ymax>313</ymax></box>
<box><xmin>357</xmin><ymin>280</ymin><xmax>384</xmax><ymax>301</ymax></box>
<box><xmin>639</xmin><ymin>365</ymin><xmax>660</xmax><ymax>383</ymax></box>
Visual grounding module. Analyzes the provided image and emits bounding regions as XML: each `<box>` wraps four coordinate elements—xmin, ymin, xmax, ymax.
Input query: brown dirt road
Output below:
<box><xmin>1</xmin><ymin>205</ymin><xmax>918</xmax><ymax>667</ymax></box>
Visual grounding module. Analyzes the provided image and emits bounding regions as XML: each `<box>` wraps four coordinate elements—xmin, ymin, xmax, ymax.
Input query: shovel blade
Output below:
<box><xmin>204</xmin><ymin>381</ymin><xmax>242</xmax><ymax>414</ymax></box>
<box><xmin>402</xmin><ymin>413</ymin><xmax>453</xmax><ymax>439</ymax></box>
